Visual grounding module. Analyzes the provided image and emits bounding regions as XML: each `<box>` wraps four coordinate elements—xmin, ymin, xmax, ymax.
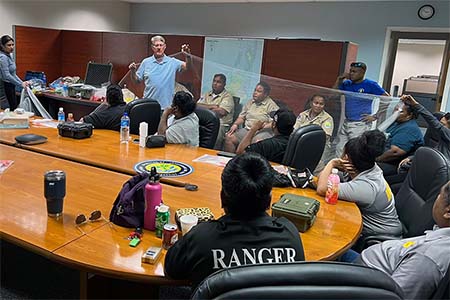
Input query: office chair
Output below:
<box><xmin>358</xmin><ymin>147</ymin><xmax>450</xmax><ymax>251</ymax></box>
<box><xmin>232</xmin><ymin>96</ymin><xmax>242</xmax><ymax>123</ymax></box>
<box><xmin>282</xmin><ymin>124</ymin><xmax>326</xmax><ymax>171</ymax></box>
<box><xmin>195</xmin><ymin>107</ymin><xmax>220</xmax><ymax>149</ymax></box>
<box><xmin>192</xmin><ymin>262</ymin><xmax>403</xmax><ymax>300</ymax></box>
<box><xmin>431</xmin><ymin>263</ymin><xmax>450</xmax><ymax>299</ymax></box>
<box><xmin>395</xmin><ymin>146</ymin><xmax>450</xmax><ymax>238</ymax></box>
<box><xmin>125</xmin><ymin>98</ymin><xmax>161</xmax><ymax>135</ymax></box>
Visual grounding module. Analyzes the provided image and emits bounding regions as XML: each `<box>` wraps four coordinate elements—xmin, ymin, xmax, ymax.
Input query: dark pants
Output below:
<box><xmin>4</xmin><ymin>81</ymin><xmax>18</xmax><ymax>110</ymax></box>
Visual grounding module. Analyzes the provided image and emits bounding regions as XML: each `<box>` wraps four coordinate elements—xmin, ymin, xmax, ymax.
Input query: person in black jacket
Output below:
<box><xmin>236</xmin><ymin>108</ymin><xmax>296</xmax><ymax>164</ymax></box>
<box><xmin>81</xmin><ymin>84</ymin><xmax>126</xmax><ymax>131</ymax></box>
<box><xmin>164</xmin><ymin>152</ymin><xmax>305</xmax><ymax>287</ymax></box>
<box><xmin>400</xmin><ymin>94</ymin><xmax>450</xmax><ymax>161</ymax></box>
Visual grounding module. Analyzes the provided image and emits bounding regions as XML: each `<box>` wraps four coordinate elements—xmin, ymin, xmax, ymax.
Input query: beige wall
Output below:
<box><xmin>0</xmin><ymin>0</ymin><xmax>130</xmax><ymax>36</ymax></box>
<box><xmin>391</xmin><ymin>42</ymin><xmax>445</xmax><ymax>95</ymax></box>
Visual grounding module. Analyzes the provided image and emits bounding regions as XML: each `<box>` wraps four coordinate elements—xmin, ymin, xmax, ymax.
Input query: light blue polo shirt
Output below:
<box><xmin>136</xmin><ymin>55</ymin><xmax>183</xmax><ymax>109</ymax></box>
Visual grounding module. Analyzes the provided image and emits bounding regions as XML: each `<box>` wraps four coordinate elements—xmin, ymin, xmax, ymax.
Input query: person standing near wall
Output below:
<box><xmin>0</xmin><ymin>35</ymin><xmax>29</xmax><ymax>110</ymax></box>
<box><xmin>128</xmin><ymin>35</ymin><xmax>191</xmax><ymax>110</ymax></box>
<box><xmin>333</xmin><ymin>62</ymin><xmax>389</xmax><ymax>157</ymax></box>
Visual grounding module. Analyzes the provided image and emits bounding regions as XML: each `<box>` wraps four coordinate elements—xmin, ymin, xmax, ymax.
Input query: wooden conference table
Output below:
<box><xmin>0</xmin><ymin>123</ymin><xmax>362</xmax><ymax>285</ymax></box>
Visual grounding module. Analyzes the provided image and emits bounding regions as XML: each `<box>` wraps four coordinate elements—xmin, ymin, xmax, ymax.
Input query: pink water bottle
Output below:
<box><xmin>144</xmin><ymin>167</ymin><xmax>162</xmax><ymax>230</ymax></box>
<box><xmin>325</xmin><ymin>168</ymin><xmax>340</xmax><ymax>205</ymax></box>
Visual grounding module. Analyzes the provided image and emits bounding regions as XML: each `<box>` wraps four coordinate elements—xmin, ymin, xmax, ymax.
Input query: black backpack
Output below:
<box><xmin>109</xmin><ymin>172</ymin><xmax>148</xmax><ymax>228</ymax></box>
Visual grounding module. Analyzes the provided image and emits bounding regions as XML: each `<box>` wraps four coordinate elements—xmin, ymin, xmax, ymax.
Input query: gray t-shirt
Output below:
<box><xmin>339</xmin><ymin>164</ymin><xmax>402</xmax><ymax>237</ymax></box>
<box><xmin>361</xmin><ymin>226</ymin><xmax>450</xmax><ymax>299</ymax></box>
<box><xmin>166</xmin><ymin>112</ymin><xmax>199</xmax><ymax>147</ymax></box>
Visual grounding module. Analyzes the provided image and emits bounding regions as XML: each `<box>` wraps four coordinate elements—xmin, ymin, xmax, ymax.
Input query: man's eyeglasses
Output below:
<box><xmin>75</xmin><ymin>210</ymin><xmax>107</xmax><ymax>233</ymax></box>
<box><xmin>152</xmin><ymin>43</ymin><xmax>165</xmax><ymax>48</ymax></box>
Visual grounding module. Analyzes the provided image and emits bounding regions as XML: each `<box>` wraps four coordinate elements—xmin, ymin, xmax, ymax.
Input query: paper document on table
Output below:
<box><xmin>272</xmin><ymin>165</ymin><xmax>289</xmax><ymax>174</ymax></box>
<box><xmin>0</xmin><ymin>160</ymin><xmax>14</xmax><ymax>174</ymax></box>
<box><xmin>193</xmin><ymin>154</ymin><xmax>232</xmax><ymax>167</ymax></box>
<box><xmin>31</xmin><ymin>119</ymin><xmax>58</xmax><ymax>128</ymax></box>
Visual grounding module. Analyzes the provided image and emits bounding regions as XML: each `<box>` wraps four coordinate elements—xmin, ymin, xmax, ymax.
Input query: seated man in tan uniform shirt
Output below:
<box><xmin>224</xmin><ymin>81</ymin><xmax>279</xmax><ymax>153</ymax></box>
<box><xmin>197</xmin><ymin>74</ymin><xmax>234</xmax><ymax>149</ymax></box>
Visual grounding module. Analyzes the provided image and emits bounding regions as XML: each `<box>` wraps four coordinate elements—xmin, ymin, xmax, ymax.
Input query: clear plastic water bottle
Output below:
<box><xmin>62</xmin><ymin>84</ymin><xmax>69</xmax><ymax>97</ymax></box>
<box><xmin>42</xmin><ymin>73</ymin><xmax>47</xmax><ymax>87</ymax></box>
<box><xmin>325</xmin><ymin>168</ymin><xmax>340</xmax><ymax>205</ymax></box>
<box><xmin>57</xmin><ymin>107</ymin><xmax>65</xmax><ymax>123</ymax></box>
<box><xmin>120</xmin><ymin>112</ymin><xmax>130</xmax><ymax>143</ymax></box>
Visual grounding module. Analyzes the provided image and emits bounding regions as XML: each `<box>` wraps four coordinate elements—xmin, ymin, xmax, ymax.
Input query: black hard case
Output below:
<box><xmin>57</xmin><ymin>122</ymin><xmax>93</xmax><ymax>139</ymax></box>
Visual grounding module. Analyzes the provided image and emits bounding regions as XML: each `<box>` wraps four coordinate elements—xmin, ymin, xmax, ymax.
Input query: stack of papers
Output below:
<box><xmin>193</xmin><ymin>154</ymin><xmax>232</xmax><ymax>167</ymax></box>
<box><xmin>31</xmin><ymin>119</ymin><xmax>58</xmax><ymax>128</ymax></box>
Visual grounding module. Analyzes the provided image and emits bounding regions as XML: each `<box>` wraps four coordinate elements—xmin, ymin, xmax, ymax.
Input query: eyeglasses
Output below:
<box><xmin>75</xmin><ymin>210</ymin><xmax>107</xmax><ymax>233</ymax></box>
<box><xmin>152</xmin><ymin>43</ymin><xmax>165</xmax><ymax>48</ymax></box>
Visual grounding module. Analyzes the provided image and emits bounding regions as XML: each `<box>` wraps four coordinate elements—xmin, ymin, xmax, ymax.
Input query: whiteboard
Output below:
<box><xmin>201</xmin><ymin>37</ymin><xmax>264</xmax><ymax>104</ymax></box>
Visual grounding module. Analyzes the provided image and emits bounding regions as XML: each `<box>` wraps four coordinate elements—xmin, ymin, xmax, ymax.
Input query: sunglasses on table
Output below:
<box><xmin>75</xmin><ymin>210</ymin><xmax>108</xmax><ymax>233</ymax></box>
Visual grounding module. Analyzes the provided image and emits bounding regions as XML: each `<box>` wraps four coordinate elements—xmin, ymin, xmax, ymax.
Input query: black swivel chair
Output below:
<box><xmin>232</xmin><ymin>96</ymin><xmax>242</xmax><ymax>123</ymax></box>
<box><xmin>282</xmin><ymin>124</ymin><xmax>326</xmax><ymax>171</ymax></box>
<box><xmin>125</xmin><ymin>98</ymin><xmax>161</xmax><ymax>135</ymax></box>
<box><xmin>192</xmin><ymin>262</ymin><xmax>404</xmax><ymax>300</ymax></box>
<box><xmin>195</xmin><ymin>107</ymin><xmax>220</xmax><ymax>149</ymax></box>
<box><xmin>359</xmin><ymin>146</ymin><xmax>450</xmax><ymax>251</ymax></box>
<box><xmin>395</xmin><ymin>146</ymin><xmax>450</xmax><ymax>238</ymax></box>
<box><xmin>431</xmin><ymin>263</ymin><xmax>450</xmax><ymax>299</ymax></box>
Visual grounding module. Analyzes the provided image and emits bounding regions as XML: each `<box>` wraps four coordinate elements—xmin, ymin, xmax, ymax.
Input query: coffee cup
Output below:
<box><xmin>179</xmin><ymin>215</ymin><xmax>198</xmax><ymax>235</ymax></box>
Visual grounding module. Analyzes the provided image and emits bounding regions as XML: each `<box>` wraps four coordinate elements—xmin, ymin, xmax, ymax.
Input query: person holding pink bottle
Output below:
<box><xmin>317</xmin><ymin>130</ymin><xmax>402</xmax><ymax>245</ymax></box>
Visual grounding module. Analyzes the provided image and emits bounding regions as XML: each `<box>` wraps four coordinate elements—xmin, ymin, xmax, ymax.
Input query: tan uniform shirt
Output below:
<box><xmin>198</xmin><ymin>89</ymin><xmax>234</xmax><ymax>126</ymax></box>
<box><xmin>239</xmin><ymin>97</ymin><xmax>279</xmax><ymax>130</ymax></box>
<box><xmin>295</xmin><ymin>109</ymin><xmax>334</xmax><ymax>138</ymax></box>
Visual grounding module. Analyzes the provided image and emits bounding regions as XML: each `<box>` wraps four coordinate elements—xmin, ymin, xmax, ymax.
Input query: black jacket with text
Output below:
<box><xmin>164</xmin><ymin>213</ymin><xmax>305</xmax><ymax>287</ymax></box>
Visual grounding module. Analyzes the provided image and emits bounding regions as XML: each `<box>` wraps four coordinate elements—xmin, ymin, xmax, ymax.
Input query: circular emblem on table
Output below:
<box><xmin>134</xmin><ymin>160</ymin><xmax>193</xmax><ymax>177</ymax></box>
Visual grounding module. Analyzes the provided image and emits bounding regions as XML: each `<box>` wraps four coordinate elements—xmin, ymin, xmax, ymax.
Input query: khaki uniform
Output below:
<box><xmin>294</xmin><ymin>109</ymin><xmax>334</xmax><ymax>139</ymax></box>
<box><xmin>239</xmin><ymin>97</ymin><xmax>279</xmax><ymax>130</ymax></box>
<box><xmin>198</xmin><ymin>89</ymin><xmax>234</xmax><ymax>149</ymax></box>
<box><xmin>295</xmin><ymin>109</ymin><xmax>334</xmax><ymax>173</ymax></box>
<box><xmin>198</xmin><ymin>89</ymin><xmax>234</xmax><ymax>126</ymax></box>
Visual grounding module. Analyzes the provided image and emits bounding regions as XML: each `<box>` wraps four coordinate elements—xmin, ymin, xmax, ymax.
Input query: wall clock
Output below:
<box><xmin>418</xmin><ymin>4</ymin><xmax>435</xmax><ymax>20</ymax></box>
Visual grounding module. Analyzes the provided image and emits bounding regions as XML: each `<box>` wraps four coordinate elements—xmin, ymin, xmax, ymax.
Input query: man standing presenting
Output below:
<box><xmin>128</xmin><ymin>35</ymin><xmax>191</xmax><ymax>109</ymax></box>
<box><xmin>197</xmin><ymin>74</ymin><xmax>234</xmax><ymax>149</ymax></box>
<box><xmin>333</xmin><ymin>62</ymin><xmax>389</xmax><ymax>156</ymax></box>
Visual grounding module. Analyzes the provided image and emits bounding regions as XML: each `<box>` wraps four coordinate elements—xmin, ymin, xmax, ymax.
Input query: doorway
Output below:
<box><xmin>382</xmin><ymin>31</ymin><xmax>450</xmax><ymax>114</ymax></box>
